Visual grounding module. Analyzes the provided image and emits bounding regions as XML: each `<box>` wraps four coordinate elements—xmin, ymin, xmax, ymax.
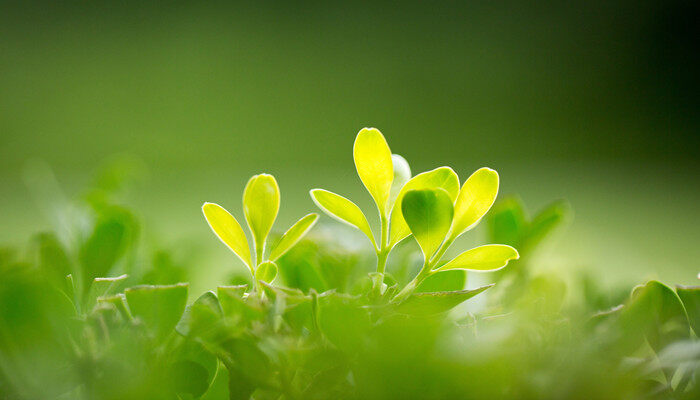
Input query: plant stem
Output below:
<box><xmin>376</xmin><ymin>210</ymin><xmax>390</xmax><ymax>273</ymax></box>
<box><xmin>393</xmin><ymin>236</ymin><xmax>455</xmax><ymax>302</ymax></box>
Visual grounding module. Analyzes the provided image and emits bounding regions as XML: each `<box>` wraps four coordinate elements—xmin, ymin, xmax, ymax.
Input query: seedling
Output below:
<box><xmin>311</xmin><ymin>128</ymin><xmax>519</xmax><ymax>301</ymax></box>
<box><xmin>202</xmin><ymin>174</ymin><xmax>318</xmax><ymax>290</ymax></box>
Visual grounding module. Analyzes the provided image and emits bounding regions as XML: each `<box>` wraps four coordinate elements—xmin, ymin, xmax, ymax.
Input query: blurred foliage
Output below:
<box><xmin>0</xmin><ymin>164</ymin><xmax>698</xmax><ymax>400</ymax></box>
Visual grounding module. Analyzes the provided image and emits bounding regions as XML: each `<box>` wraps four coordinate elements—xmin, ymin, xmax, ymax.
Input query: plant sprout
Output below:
<box><xmin>311</xmin><ymin>128</ymin><xmax>519</xmax><ymax>301</ymax></box>
<box><xmin>202</xmin><ymin>173</ymin><xmax>318</xmax><ymax>290</ymax></box>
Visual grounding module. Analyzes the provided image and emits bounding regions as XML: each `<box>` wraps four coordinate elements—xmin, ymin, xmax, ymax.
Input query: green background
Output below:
<box><xmin>1</xmin><ymin>1</ymin><xmax>698</xmax><ymax>289</ymax></box>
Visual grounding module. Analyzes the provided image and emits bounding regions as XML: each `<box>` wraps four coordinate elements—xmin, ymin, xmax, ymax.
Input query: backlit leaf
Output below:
<box><xmin>438</xmin><ymin>245</ymin><xmax>519</xmax><ymax>272</ymax></box>
<box><xmin>415</xmin><ymin>270</ymin><xmax>466</xmax><ymax>293</ymax></box>
<box><xmin>353</xmin><ymin>127</ymin><xmax>393</xmax><ymax>211</ymax></box>
<box><xmin>389</xmin><ymin>167</ymin><xmax>459</xmax><ymax>247</ymax></box>
<box><xmin>243</xmin><ymin>174</ymin><xmax>280</xmax><ymax>258</ymax></box>
<box><xmin>449</xmin><ymin>167</ymin><xmax>499</xmax><ymax>240</ymax></box>
<box><xmin>401</xmin><ymin>189</ymin><xmax>454</xmax><ymax>260</ymax></box>
<box><xmin>268</xmin><ymin>213</ymin><xmax>318</xmax><ymax>261</ymax></box>
<box><xmin>310</xmin><ymin>189</ymin><xmax>376</xmax><ymax>248</ymax></box>
<box><xmin>202</xmin><ymin>202</ymin><xmax>252</xmax><ymax>269</ymax></box>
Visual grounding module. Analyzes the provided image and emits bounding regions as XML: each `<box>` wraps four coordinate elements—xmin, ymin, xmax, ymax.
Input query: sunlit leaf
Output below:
<box><xmin>389</xmin><ymin>167</ymin><xmax>459</xmax><ymax>248</ymax></box>
<box><xmin>401</xmin><ymin>189</ymin><xmax>454</xmax><ymax>260</ymax></box>
<box><xmin>243</xmin><ymin>174</ymin><xmax>280</xmax><ymax>259</ymax></box>
<box><xmin>124</xmin><ymin>283</ymin><xmax>188</xmax><ymax>340</ymax></box>
<box><xmin>388</xmin><ymin>154</ymin><xmax>411</xmax><ymax>211</ymax></box>
<box><xmin>268</xmin><ymin>213</ymin><xmax>318</xmax><ymax>261</ymax></box>
<box><xmin>255</xmin><ymin>261</ymin><xmax>278</xmax><ymax>283</ymax></box>
<box><xmin>676</xmin><ymin>285</ymin><xmax>699</xmax><ymax>336</ymax></box>
<box><xmin>396</xmin><ymin>284</ymin><xmax>494</xmax><ymax>316</ymax></box>
<box><xmin>438</xmin><ymin>245</ymin><xmax>519</xmax><ymax>272</ymax></box>
<box><xmin>310</xmin><ymin>189</ymin><xmax>376</xmax><ymax>248</ymax></box>
<box><xmin>353</xmin><ymin>127</ymin><xmax>394</xmax><ymax>211</ymax></box>
<box><xmin>449</xmin><ymin>167</ymin><xmax>499</xmax><ymax>240</ymax></box>
<box><xmin>202</xmin><ymin>202</ymin><xmax>252</xmax><ymax>269</ymax></box>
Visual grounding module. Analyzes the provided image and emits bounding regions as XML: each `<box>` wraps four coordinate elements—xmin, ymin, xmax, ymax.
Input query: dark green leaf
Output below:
<box><xmin>125</xmin><ymin>283</ymin><xmax>188</xmax><ymax>340</ymax></box>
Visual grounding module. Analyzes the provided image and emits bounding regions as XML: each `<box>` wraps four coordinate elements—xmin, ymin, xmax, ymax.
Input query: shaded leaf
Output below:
<box><xmin>676</xmin><ymin>285</ymin><xmax>700</xmax><ymax>336</ymax></box>
<box><xmin>416</xmin><ymin>270</ymin><xmax>466</xmax><ymax>293</ymax></box>
<box><xmin>125</xmin><ymin>283</ymin><xmax>188</xmax><ymax>340</ymax></box>
<box><xmin>401</xmin><ymin>189</ymin><xmax>454</xmax><ymax>260</ymax></box>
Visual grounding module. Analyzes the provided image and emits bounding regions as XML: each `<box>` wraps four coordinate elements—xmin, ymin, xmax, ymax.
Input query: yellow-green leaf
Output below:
<box><xmin>437</xmin><ymin>244</ymin><xmax>519</xmax><ymax>272</ymax></box>
<box><xmin>310</xmin><ymin>189</ymin><xmax>376</xmax><ymax>248</ymax></box>
<box><xmin>389</xmin><ymin>167</ymin><xmax>459</xmax><ymax>247</ymax></box>
<box><xmin>243</xmin><ymin>174</ymin><xmax>280</xmax><ymax>258</ymax></box>
<box><xmin>255</xmin><ymin>261</ymin><xmax>278</xmax><ymax>283</ymax></box>
<box><xmin>401</xmin><ymin>189</ymin><xmax>454</xmax><ymax>260</ymax></box>
<box><xmin>353</xmin><ymin>127</ymin><xmax>394</xmax><ymax>212</ymax></box>
<box><xmin>388</xmin><ymin>154</ymin><xmax>411</xmax><ymax>212</ymax></box>
<box><xmin>269</xmin><ymin>213</ymin><xmax>318</xmax><ymax>261</ymax></box>
<box><xmin>449</xmin><ymin>167</ymin><xmax>499</xmax><ymax>240</ymax></box>
<box><xmin>202</xmin><ymin>202</ymin><xmax>252</xmax><ymax>269</ymax></box>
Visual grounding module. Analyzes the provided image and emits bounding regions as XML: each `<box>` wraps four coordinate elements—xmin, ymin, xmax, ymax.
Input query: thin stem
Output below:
<box><xmin>376</xmin><ymin>210</ymin><xmax>390</xmax><ymax>273</ymax></box>
<box><xmin>392</xmin><ymin>236</ymin><xmax>456</xmax><ymax>302</ymax></box>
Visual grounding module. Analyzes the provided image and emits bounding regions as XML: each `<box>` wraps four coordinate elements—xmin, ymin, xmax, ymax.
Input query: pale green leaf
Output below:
<box><xmin>243</xmin><ymin>174</ymin><xmax>280</xmax><ymax>257</ymax></box>
<box><xmin>401</xmin><ymin>189</ymin><xmax>454</xmax><ymax>260</ymax></box>
<box><xmin>437</xmin><ymin>244</ymin><xmax>519</xmax><ymax>272</ymax></box>
<box><xmin>389</xmin><ymin>167</ymin><xmax>460</xmax><ymax>247</ymax></box>
<box><xmin>255</xmin><ymin>261</ymin><xmax>278</xmax><ymax>283</ymax></box>
<box><xmin>415</xmin><ymin>270</ymin><xmax>466</xmax><ymax>293</ymax></box>
<box><xmin>202</xmin><ymin>202</ymin><xmax>252</xmax><ymax>269</ymax></box>
<box><xmin>387</xmin><ymin>154</ymin><xmax>411</xmax><ymax>211</ymax></box>
<box><xmin>269</xmin><ymin>213</ymin><xmax>318</xmax><ymax>261</ymax></box>
<box><xmin>449</xmin><ymin>167</ymin><xmax>499</xmax><ymax>240</ymax></box>
<box><xmin>310</xmin><ymin>189</ymin><xmax>376</xmax><ymax>249</ymax></box>
<box><xmin>353</xmin><ymin>127</ymin><xmax>394</xmax><ymax>211</ymax></box>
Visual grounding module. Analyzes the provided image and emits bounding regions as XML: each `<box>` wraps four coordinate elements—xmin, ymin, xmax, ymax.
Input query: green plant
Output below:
<box><xmin>202</xmin><ymin>174</ymin><xmax>318</xmax><ymax>291</ymax></box>
<box><xmin>311</xmin><ymin>128</ymin><xmax>519</xmax><ymax>302</ymax></box>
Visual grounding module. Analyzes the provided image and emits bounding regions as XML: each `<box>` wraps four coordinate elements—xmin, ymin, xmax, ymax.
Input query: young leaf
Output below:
<box><xmin>268</xmin><ymin>213</ymin><xmax>318</xmax><ymax>261</ymax></box>
<box><xmin>396</xmin><ymin>284</ymin><xmax>494</xmax><ymax>316</ymax></box>
<box><xmin>353</xmin><ymin>127</ymin><xmax>394</xmax><ymax>211</ymax></box>
<box><xmin>522</xmin><ymin>199</ymin><xmax>571</xmax><ymax>252</ymax></box>
<box><xmin>124</xmin><ymin>283</ymin><xmax>188</xmax><ymax>340</ymax></box>
<box><xmin>389</xmin><ymin>167</ymin><xmax>459</xmax><ymax>248</ymax></box>
<box><xmin>676</xmin><ymin>285</ymin><xmax>700</xmax><ymax>336</ymax></box>
<box><xmin>401</xmin><ymin>189</ymin><xmax>454</xmax><ymax>260</ymax></box>
<box><xmin>449</xmin><ymin>167</ymin><xmax>499</xmax><ymax>240</ymax></box>
<box><xmin>437</xmin><ymin>244</ymin><xmax>519</xmax><ymax>272</ymax></box>
<box><xmin>202</xmin><ymin>202</ymin><xmax>252</xmax><ymax>269</ymax></box>
<box><xmin>243</xmin><ymin>174</ymin><xmax>280</xmax><ymax>259</ymax></box>
<box><xmin>388</xmin><ymin>154</ymin><xmax>411</xmax><ymax>211</ymax></box>
<box><xmin>310</xmin><ymin>189</ymin><xmax>376</xmax><ymax>248</ymax></box>
<box><xmin>255</xmin><ymin>261</ymin><xmax>278</xmax><ymax>283</ymax></box>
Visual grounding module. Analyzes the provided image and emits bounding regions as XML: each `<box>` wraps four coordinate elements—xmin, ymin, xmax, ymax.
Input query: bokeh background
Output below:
<box><xmin>1</xmin><ymin>0</ymin><xmax>698</xmax><ymax>291</ymax></box>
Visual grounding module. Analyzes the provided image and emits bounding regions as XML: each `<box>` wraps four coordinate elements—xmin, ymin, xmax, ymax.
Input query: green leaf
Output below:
<box><xmin>268</xmin><ymin>213</ymin><xmax>318</xmax><ymax>261</ymax></box>
<box><xmin>175</xmin><ymin>291</ymin><xmax>223</xmax><ymax>339</ymax></box>
<box><xmin>318</xmin><ymin>293</ymin><xmax>371</xmax><ymax>351</ymax></box>
<box><xmin>243</xmin><ymin>174</ymin><xmax>280</xmax><ymax>259</ymax></box>
<box><xmin>353</xmin><ymin>127</ymin><xmax>394</xmax><ymax>211</ymax></box>
<box><xmin>86</xmin><ymin>274</ymin><xmax>128</xmax><ymax>311</ymax></box>
<box><xmin>401</xmin><ymin>189</ymin><xmax>454</xmax><ymax>260</ymax></box>
<box><xmin>438</xmin><ymin>245</ymin><xmax>519</xmax><ymax>272</ymax></box>
<box><xmin>486</xmin><ymin>196</ymin><xmax>528</xmax><ymax>246</ymax></box>
<box><xmin>388</xmin><ymin>154</ymin><xmax>411</xmax><ymax>211</ymax></box>
<box><xmin>416</xmin><ymin>270</ymin><xmax>466</xmax><ymax>293</ymax></box>
<box><xmin>33</xmin><ymin>232</ymin><xmax>72</xmax><ymax>285</ymax></box>
<box><xmin>389</xmin><ymin>167</ymin><xmax>460</xmax><ymax>248</ymax></box>
<box><xmin>310</xmin><ymin>189</ymin><xmax>376</xmax><ymax>248</ymax></box>
<box><xmin>124</xmin><ymin>283</ymin><xmax>188</xmax><ymax>340</ymax></box>
<box><xmin>676</xmin><ymin>285</ymin><xmax>700</xmax><ymax>336</ymax></box>
<box><xmin>522</xmin><ymin>199</ymin><xmax>570</xmax><ymax>252</ymax></box>
<box><xmin>169</xmin><ymin>340</ymin><xmax>218</xmax><ymax>399</ymax></box>
<box><xmin>449</xmin><ymin>167</ymin><xmax>499</xmax><ymax>240</ymax></box>
<box><xmin>96</xmin><ymin>293</ymin><xmax>131</xmax><ymax>320</ymax></box>
<box><xmin>396</xmin><ymin>284</ymin><xmax>494</xmax><ymax>316</ymax></box>
<box><xmin>255</xmin><ymin>261</ymin><xmax>278</xmax><ymax>283</ymax></box>
<box><xmin>202</xmin><ymin>202</ymin><xmax>252</xmax><ymax>269</ymax></box>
